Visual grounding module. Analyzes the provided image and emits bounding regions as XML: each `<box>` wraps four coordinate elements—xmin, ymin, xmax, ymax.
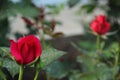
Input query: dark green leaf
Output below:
<box><xmin>41</xmin><ymin>48</ymin><xmax>66</xmax><ymax>67</ymax></box>
<box><xmin>46</xmin><ymin>61</ymin><xmax>68</xmax><ymax>79</ymax></box>
<box><xmin>69</xmin><ymin>72</ymin><xmax>97</xmax><ymax>80</ymax></box>
<box><xmin>78</xmin><ymin>41</ymin><xmax>96</xmax><ymax>50</ymax></box>
<box><xmin>3</xmin><ymin>58</ymin><xmax>19</xmax><ymax>77</ymax></box>
<box><xmin>0</xmin><ymin>47</ymin><xmax>19</xmax><ymax>77</ymax></box>
<box><xmin>0</xmin><ymin>47</ymin><xmax>10</xmax><ymax>58</ymax></box>
<box><xmin>14</xmin><ymin>6</ymin><xmax>39</xmax><ymax>17</ymax></box>
<box><xmin>67</xmin><ymin>0</ymin><xmax>81</xmax><ymax>8</ymax></box>
<box><xmin>95</xmin><ymin>63</ymin><xmax>113</xmax><ymax>80</ymax></box>
<box><xmin>0</xmin><ymin>1</ymin><xmax>39</xmax><ymax>19</ymax></box>
<box><xmin>71</xmin><ymin>41</ymin><xmax>96</xmax><ymax>53</ymax></box>
<box><xmin>46</xmin><ymin>3</ymin><xmax>64</xmax><ymax>14</ymax></box>
<box><xmin>77</xmin><ymin>56</ymin><xmax>96</xmax><ymax>72</ymax></box>
<box><xmin>80</xmin><ymin>4</ymin><xmax>96</xmax><ymax>13</ymax></box>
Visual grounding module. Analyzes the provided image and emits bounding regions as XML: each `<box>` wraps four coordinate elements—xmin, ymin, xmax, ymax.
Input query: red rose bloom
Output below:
<box><xmin>90</xmin><ymin>15</ymin><xmax>110</xmax><ymax>35</ymax></box>
<box><xmin>10</xmin><ymin>35</ymin><xmax>42</xmax><ymax>65</ymax></box>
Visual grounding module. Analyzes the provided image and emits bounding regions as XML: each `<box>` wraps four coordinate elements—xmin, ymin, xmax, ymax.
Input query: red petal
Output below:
<box><xmin>23</xmin><ymin>47</ymin><xmax>35</xmax><ymax>64</ymax></box>
<box><xmin>33</xmin><ymin>36</ymin><xmax>42</xmax><ymax>58</ymax></box>
<box><xmin>10</xmin><ymin>40</ymin><xmax>23</xmax><ymax>64</ymax></box>
<box><xmin>91</xmin><ymin>21</ymin><xmax>101</xmax><ymax>34</ymax></box>
<box><xmin>96</xmin><ymin>15</ymin><xmax>106</xmax><ymax>24</ymax></box>
<box><xmin>102</xmin><ymin>22</ymin><xmax>110</xmax><ymax>34</ymax></box>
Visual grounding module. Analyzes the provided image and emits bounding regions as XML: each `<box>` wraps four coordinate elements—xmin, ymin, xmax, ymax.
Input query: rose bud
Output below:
<box><xmin>90</xmin><ymin>15</ymin><xmax>110</xmax><ymax>35</ymax></box>
<box><xmin>21</xmin><ymin>17</ymin><xmax>34</xmax><ymax>26</ymax></box>
<box><xmin>10</xmin><ymin>35</ymin><xmax>42</xmax><ymax>65</ymax></box>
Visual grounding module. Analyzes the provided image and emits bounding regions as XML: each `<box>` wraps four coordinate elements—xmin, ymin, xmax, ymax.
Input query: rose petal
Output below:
<box><xmin>10</xmin><ymin>40</ymin><xmax>23</xmax><ymax>64</ymax></box>
<box><xmin>33</xmin><ymin>36</ymin><xmax>42</xmax><ymax>58</ymax></box>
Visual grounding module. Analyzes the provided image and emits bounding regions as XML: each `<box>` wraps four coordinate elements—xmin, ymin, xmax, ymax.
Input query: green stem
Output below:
<box><xmin>97</xmin><ymin>35</ymin><xmax>101</xmax><ymax>51</ymax></box>
<box><xmin>96</xmin><ymin>35</ymin><xmax>101</xmax><ymax>60</ymax></box>
<box><xmin>34</xmin><ymin>69</ymin><xmax>39</xmax><ymax>80</ymax></box>
<box><xmin>113</xmin><ymin>52</ymin><xmax>119</xmax><ymax>80</ymax></box>
<box><xmin>18</xmin><ymin>65</ymin><xmax>23</xmax><ymax>80</ymax></box>
<box><xmin>34</xmin><ymin>58</ymin><xmax>42</xmax><ymax>80</ymax></box>
<box><xmin>113</xmin><ymin>42</ymin><xmax>120</xmax><ymax>80</ymax></box>
<box><xmin>0</xmin><ymin>69</ymin><xmax>6</xmax><ymax>80</ymax></box>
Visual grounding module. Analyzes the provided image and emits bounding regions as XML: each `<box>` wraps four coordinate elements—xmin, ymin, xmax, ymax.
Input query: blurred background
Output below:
<box><xmin>2</xmin><ymin>0</ymin><xmax>119</xmax><ymax>46</ymax></box>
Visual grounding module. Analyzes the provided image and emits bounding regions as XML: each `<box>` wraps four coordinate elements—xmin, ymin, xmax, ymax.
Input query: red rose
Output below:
<box><xmin>90</xmin><ymin>15</ymin><xmax>110</xmax><ymax>35</ymax></box>
<box><xmin>21</xmin><ymin>17</ymin><xmax>34</xmax><ymax>26</ymax></box>
<box><xmin>10</xmin><ymin>35</ymin><xmax>42</xmax><ymax>65</ymax></box>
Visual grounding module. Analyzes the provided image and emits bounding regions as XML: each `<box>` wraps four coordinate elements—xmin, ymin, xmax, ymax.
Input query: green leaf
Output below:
<box><xmin>46</xmin><ymin>3</ymin><xmax>64</xmax><ymax>14</ymax></box>
<box><xmin>46</xmin><ymin>61</ymin><xmax>68</xmax><ymax>79</ymax></box>
<box><xmin>0</xmin><ymin>1</ymin><xmax>39</xmax><ymax>20</ymax></box>
<box><xmin>0</xmin><ymin>47</ymin><xmax>19</xmax><ymax>77</ymax></box>
<box><xmin>77</xmin><ymin>55</ymin><xmax>113</xmax><ymax>80</ymax></box>
<box><xmin>0</xmin><ymin>47</ymin><xmax>10</xmax><ymax>58</ymax></box>
<box><xmin>0</xmin><ymin>69</ymin><xmax>7</xmax><ymax>80</ymax></box>
<box><xmin>77</xmin><ymin>55</ymin><xmax>96</xmax><ymax>72</ymax></box>
<box><xmin>69</xmin><ymin>72</ymin><xmax>97</xmax><ymax>80</ymax></box>
<box><xmin>95</xmin><ymin>63</ymin><xmax>113</xmax><ymax>80</ymax></box>
<box><xmin>71</xmin><ymin>41</ymin><xmax>96</xmax><ymax>54</ymax></box>
<box><xmin>67</xmin><ymin>0</ymin><xmax>81</xmax><ymax>8</ymax></box>
<box><xmin>71</xmin><ymin>42</ymin><xmax>88</xmax><ymax>54</ymax></box>
<box><xmin>78</xmin><ymin>41</ymin><xmax>96</xmax><ymax>51</ymax></box>
<box><xmin>79</xmin><ymin>4</ymin><xmax>96</xmax><ymax>14</ymax></box>
<box><xmin>13</xmin><ymin>5</ymin><xmax>39</xmax><ymax>17</ymax></box>
<box><xmin>41</xmin><ymin>48</ymin><xmax>66</xmax><ymax>67</ymax></box>
<box><xmin>3</xmin><ymin>58</ymin><xmax>19</xmax><ymax>77</ymax></box>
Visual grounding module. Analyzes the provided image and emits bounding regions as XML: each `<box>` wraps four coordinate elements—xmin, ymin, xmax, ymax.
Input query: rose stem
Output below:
<box><xmin>18</xmin><ymin>65</ymin><xmax>23</xmax><ymax>80</ymax></box>
<box><xmin>0</xmin><ymin>69</ymin><xmax>6</xmax><ymax>80</ymax></box>
<box><xmin>113</xmin><ymin>41</ymin><xmax>120</xmax><ymax>80</ymax></box>
<box><xmin>34</xmin><ymin>69</ymin><xmax>39</xmax><ymax>80</ymax></box>
<box><xmin>97</xmin><ymin>35</ymin><xmax>101</xmax><ymax>51</ymax></box>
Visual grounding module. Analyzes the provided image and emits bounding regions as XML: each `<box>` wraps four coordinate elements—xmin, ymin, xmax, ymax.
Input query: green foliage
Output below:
<box><xmin>0</xmin><ymin>19</ymin><xmax>9</xmax><ymax>46</ymax></box>
<box><xmin>3</xmin><ymin>58</ymin><xmax>19</xmax><ymax>77</ymax></box>
<box><xmin>46</xmin><ymin>58</ymin><xmax>77</xmax><ymax>79</ymax></box>
<box><xmin>0</xmin><ymin>69</ymin><xmax>7</xmax><ymax>80</ymax></box>
<box><xmin>0</xmin><ymin>47</ymin><xmax>65</xmax><ymax>77</ymax></box>
<box><xmin>69</xmin><ymin>71</ymin><xmax>97</xmax><ymax>80</ymax></box>
<box><xmin>0</xmin><ymin>47</ymin><xmax>10</xmax><ymax>58</ymax></box>
<box><xmin>46</xmin><ymin>61</ymin><xmax>68</xmax><ymax>79</ymax></box>
<box><xmin>76</xmin><ymin>55</ymin><xmax>112</xmax><ymax>80</ymax></box>
<box><xmin>0</xmin><ymin>0</ymin><xmax>39</xmax><ymax>20</ymax></box>
<box><xmin>11</xmin><ymin>5</ymin><xmax>39</xmax><ymax>17</ymax></box>
<box><xmin>41</xmin><ymin>48</ymin><xmax>66</xmax><ymax>67</ymax></box>
<box><xmin>80</xmin><ymin>4</ymin><xmax>96</xmax><ymax>13</ymax></box>
<box><xmin>46</xmin><ymin>3</ymin><xmax>64</xmax><ymax>14</ymax></box>
<box><xmin>71</xmin><ymin>40</ymin><xmax>96</xmax><ymax>54</ymax></box>
<box><xmin>67</xmin><ymin>0</ymin><xmax>81</xmax><ymax>8</ymax></box>
<box><xmin>0</xmin><ymin>47</ymin><xmax>19</xmax><ymax>77</ymax></box>
<box><xmin>71</xmin><ymin>37</ymin><xmax>120</xmax><ymax>80</ymax></box>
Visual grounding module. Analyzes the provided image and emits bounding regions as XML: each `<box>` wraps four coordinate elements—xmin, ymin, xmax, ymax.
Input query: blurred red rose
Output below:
<box><xmin>21</xmin><ymin>17</ymin><xmax>34</xmax><ymax>26</ymax></box>
<box><xmin>10</xmin><ymin>35</ymin><xmax>42</xmax><ymax>65</ymax></box>
<box><xmin>90</xmin><ymin>15</ymin><xmax>110</xmax><ymax>35</ymax></box>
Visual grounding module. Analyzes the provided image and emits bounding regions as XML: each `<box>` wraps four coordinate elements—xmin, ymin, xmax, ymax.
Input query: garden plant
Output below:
<box><xmin>0</xmin><ymin>0</ymin><xmax>120</xmax><ymax>80</ymax></box>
